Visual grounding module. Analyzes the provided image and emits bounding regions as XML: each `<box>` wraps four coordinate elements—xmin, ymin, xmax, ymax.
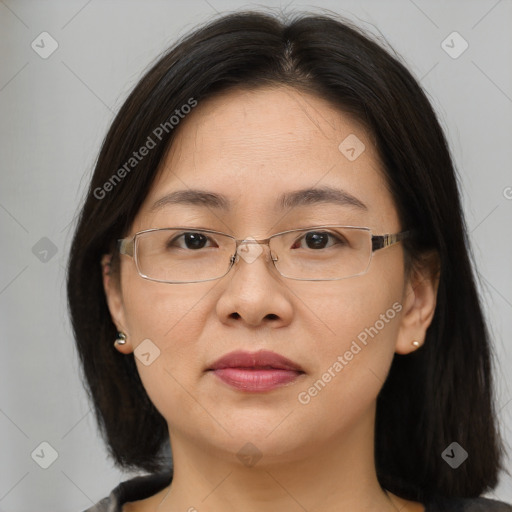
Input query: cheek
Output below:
<box><xmin>121</xmin><ymin>267</ymin><xmax>214</xmax><ymax>344</ymax></box>
<box><xmin>295</xmin><ymin>262</ymin><xmax>403</xmax><ymax>415</ymax></box>
<box><xmin>120</xmin><ymin>272</ymin><xmax>217</xmax><ymax>416</ymax></box>
<box><xmin>305</xmin><ymin>282</ymin><xmax>401</xmax><ymax>370</ymax></box>
<box><xmin>305</xmin><ymin>255</ymin><xmax>403</xmax><ymax>348</ymax></box>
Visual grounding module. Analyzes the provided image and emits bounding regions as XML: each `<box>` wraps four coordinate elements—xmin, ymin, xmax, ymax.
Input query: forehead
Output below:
<box><xmin>164</xmin><ymin>85</ymin><xmax>372</xmax><ymax>169</ymax></box>
<box><xmin>136</xmin><ymin>85</ymin><xmax>399</xmax><ymax>231</ymax></box>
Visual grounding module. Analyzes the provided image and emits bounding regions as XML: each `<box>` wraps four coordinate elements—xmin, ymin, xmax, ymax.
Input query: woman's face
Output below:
<box><xmin>104</xmin><ymin>85</ymin><xmax>435</xmax><ymax>464</ymax></box>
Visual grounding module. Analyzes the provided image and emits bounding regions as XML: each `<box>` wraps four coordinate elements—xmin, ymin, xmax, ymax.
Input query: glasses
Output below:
<box><xmin>118</xmin><ymin>225</ymin><xmax>412</xmax><ymax>284</ymax></box>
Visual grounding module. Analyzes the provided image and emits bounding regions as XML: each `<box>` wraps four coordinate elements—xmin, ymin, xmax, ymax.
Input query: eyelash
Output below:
<box><xmin>168</xmin><ymin>230</ymin><xmax>347</xmax><ymax>250</ymax></box>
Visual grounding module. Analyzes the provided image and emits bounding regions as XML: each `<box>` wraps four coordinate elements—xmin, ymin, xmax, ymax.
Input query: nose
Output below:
<box><xmin>215</xmin><ymin>240</ymin><xmax>293</xmax><ymax>328</ymax></box>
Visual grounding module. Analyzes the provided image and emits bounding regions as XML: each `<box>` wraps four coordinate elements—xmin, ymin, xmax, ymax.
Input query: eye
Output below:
<box><xmin>169</xmin><ymin>232</ymin><xmax>217</xmax><ymax>250</ymax></box>
<box><xmin>292</xmin><ymin>231</ymin><xmax>346</xmax><ymax>250</ymax></box>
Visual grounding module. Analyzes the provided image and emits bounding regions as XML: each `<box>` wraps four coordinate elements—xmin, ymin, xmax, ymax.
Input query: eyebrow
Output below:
<box><xmin>150</xmin><ymin>186</ymin><xmax>368</xmax><ymax>212</ymax></box>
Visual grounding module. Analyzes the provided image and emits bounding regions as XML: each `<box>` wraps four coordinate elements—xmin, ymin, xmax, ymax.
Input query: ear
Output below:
<box><xmin>395</xmin><ymin>251</ymin><xmax>440</xmax><ymax>355</ymax></box>
<box><xmin>101</xmin><ymin>254</ymin><xmax>133</xmax><ymax>354</ymax></box>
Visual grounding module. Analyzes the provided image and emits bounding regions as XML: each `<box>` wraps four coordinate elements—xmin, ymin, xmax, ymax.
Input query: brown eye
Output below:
<box><xmin>168</xmin><ymin>232</ymin><xmax>214</xmax><ymax>250</ymax></box>
<box><xmin>292</xmin><ymin>231</ymin><xmax>346</xmax><ymax>250</ymax></box>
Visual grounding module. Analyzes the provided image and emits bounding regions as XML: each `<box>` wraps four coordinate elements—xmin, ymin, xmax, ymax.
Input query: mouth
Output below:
<box><xmin>206</xmin><ymin>350</ymin><xmax>305</xmax><ymax>392</ymax></box>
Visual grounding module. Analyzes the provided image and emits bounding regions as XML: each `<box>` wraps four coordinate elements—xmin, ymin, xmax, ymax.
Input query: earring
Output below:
<box><xmin>412</xmin><ymin>340</ymin><xmax>421</xmax><ymax>347</ymax></box>
<box><xmin>115</xmin><ymin>332</ymin><xmax>127</xmax><ymax>346</ymax></box>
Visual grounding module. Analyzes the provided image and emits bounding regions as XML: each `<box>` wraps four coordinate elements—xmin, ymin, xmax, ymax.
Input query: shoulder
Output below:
<box><xmin>80</xmin><ymin>494</ymin><xmax>117</xmax><ymax>512</ymax></box>
<box><xmin>79</xmin><ymin>472</ymin><xmax>173</xmax><ymax>512</ymax></box>
<box><xmin>425</xmin><ymin>495</ymin><xmax>512</xmax><ymax>511</ymax></box>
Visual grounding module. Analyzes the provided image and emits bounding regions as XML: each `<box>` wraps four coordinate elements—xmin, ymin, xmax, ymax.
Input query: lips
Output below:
<box><xmin>207</xmin><ymin>350</ymin><xmax>304</xmax><ymax>372</ymax></box>
<box><xmin>207</xmin><ymin>350</ymin><xmax>305</xmax><ymax>392</ymax></box>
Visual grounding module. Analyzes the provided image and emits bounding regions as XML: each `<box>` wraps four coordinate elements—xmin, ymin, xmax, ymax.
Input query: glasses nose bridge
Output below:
<box><xmin>231</xmin><ymin>236</ymin><xmax>278</xmax><ymax>269</ymax></box>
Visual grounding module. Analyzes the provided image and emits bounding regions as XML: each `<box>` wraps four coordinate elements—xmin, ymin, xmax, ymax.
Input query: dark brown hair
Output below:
<box><xmin>66</xmin><ymin>9</ymin><xmax>506</xmax><ymax>502</ymax></box>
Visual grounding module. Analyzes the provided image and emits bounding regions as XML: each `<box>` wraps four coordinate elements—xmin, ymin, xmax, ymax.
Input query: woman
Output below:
<box><xmin>67</xmin><ymin>9</ymin><xmax>512</xmax><ymax>512</ymax></box>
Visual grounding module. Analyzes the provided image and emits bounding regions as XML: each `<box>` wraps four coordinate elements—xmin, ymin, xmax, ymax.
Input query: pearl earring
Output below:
<box><xmin>412</xmin><ymin>340</ymin><xmax>420</xmax><ymax>347</ymax></box>
<box><xmin>115</xmin><ymin>332</ymin><xmax>127</xmax><ymax>345</ymax></box>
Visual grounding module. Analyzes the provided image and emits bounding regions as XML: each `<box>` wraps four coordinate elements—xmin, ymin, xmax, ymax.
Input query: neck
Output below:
<box><xmin>156</xmin><ymin>405</ymin><xmax>400</xmax><ymax>512</ymax></box>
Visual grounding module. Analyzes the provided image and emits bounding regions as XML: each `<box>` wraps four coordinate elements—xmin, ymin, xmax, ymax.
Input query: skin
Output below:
<box><xmin>103</xmin><ymin>85</ymin><xmax>439</xmax><ymax>512</ymax></box>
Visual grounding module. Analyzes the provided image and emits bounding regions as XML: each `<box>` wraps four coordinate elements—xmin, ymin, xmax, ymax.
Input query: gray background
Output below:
<box><xmin>0</xmin><ymin>0</ymin><xmax>511</xmax><ymax>510</ymax></box>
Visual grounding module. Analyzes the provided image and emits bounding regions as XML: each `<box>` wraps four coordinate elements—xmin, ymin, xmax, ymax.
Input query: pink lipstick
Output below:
<box><xmin>207</xmin><ymin>350</ymin><xmax>305</xmax><ymax>392</ymax></box>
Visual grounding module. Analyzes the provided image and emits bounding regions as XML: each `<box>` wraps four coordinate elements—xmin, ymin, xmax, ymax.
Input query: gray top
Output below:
<box><xmin>81</xmin><ymin>472</ymin><xmax>512</xmax><ymax>512</ymax></box>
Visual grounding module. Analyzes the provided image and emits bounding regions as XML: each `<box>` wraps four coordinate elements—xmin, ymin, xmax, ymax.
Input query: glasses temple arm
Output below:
<box><xmin>118</xmin><ymin>238</ymin><xmax>135</xmax><ymax>257</ymax></box>
<box><xmin>371</xmin><ymin>230</ymin><xmax>412</xmax><ymax>251</ymax></box>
